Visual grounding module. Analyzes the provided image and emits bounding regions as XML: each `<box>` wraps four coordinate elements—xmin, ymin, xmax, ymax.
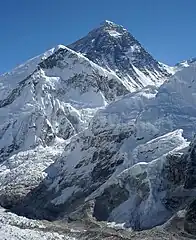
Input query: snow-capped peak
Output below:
<box><xmin>98</xmin><ymin>20</ymin><xmax>127</xmax><ymax>39</ymax></box>
<box><xmin>101</xmin><ymin>20</ymin><xmax>117</xmax><ymax>26</ymax></box>
<box><xmin>100</xmin><ymin>20</ymin><xmax>126</xmax><ymax>32</ymax></box>
<box><xmin>68</xmin><ymin>21</ymin><xmax>171</xmax><ymax>91</ymax></box>
<box><xmin>0</xmin><ymin>44</ymin><xmax>67</xmax><ymax>89</ymax></box>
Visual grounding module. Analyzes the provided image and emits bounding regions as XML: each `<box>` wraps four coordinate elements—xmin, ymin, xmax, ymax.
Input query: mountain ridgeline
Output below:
<box><xmin>69</xmin><ymin>20</ymin><xmax>171</xmax><ymax>90</ymax></box>
<box><xmin>0</xmin><ymin>21</ymin><xmax>196</xmax><ymax>239</ymax></box>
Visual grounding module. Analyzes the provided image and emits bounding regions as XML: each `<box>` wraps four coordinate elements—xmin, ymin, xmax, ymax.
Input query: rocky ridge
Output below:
<box><xmin>69</xmin><ymin>20</ymin><xmax>172</xmax><ymax>91</ymax></box>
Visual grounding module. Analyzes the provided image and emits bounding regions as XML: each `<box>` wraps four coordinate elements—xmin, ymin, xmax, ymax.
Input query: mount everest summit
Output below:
<box><xmin>0</xmin><ymin>21</ymin><xmax>196</xmax><ymax>239</ymax></box>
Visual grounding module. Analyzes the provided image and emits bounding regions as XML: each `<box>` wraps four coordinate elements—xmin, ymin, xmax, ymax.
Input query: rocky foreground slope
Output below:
<box><xmin>1</xmin><ymin>206</ymin><xmax>196</xmax><ymax>240</ymax></box>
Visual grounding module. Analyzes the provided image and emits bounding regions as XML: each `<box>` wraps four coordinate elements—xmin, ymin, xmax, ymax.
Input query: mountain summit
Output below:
<box><xmin>69</xmin><ymin>20</ymin><xmax>171</xmax><ymax>91</ymax></box>
<box><xmin>99</xmin><ymin>20</ymin><xmax>127</xmax><ymax>33</ymax></box>
<box><xmin>1</xmin><ymin>20</ymin><xmax>196</xmax><ymax>239</ymax></box>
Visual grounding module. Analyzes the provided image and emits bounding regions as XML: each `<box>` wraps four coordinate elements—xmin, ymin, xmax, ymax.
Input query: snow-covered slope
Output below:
<box><xmin>0</xmin><ymin>44</ymin><xmax>133</xmax><ymax>206</ymax></box>
<box><xmin>0</xmin><ymin>207</ymin><xmax>77</xmax><ymax>240</ymax></box>
<box><xmin>0</xmin><ymin>138</ymin><xmax>65</xmax><ymax>208</ymax></box>
<box><xmin>159</xmin><ymin>57</ymin><xmax>196</xmax><ymax>75</ymax></box>
<box><xmin>0</xmin><ymin>45</ymin><xmax>131</xmax><ymax>161</ymax></box>
<box><xmin>0</xmin><ymin>45</ymin><xmax>64</xmax><ymax>101</ymax></box>
<box><xmin>14</xmin><ymin>63</ymin><xmax>196</xmax><ymax>231</ymax></box>
<box><xmin>69</xmin><ymin>20</ymin><xmax>172</xmax><ymax>91</ymax></box>
<box><xmin>1</xmin><ymin>20</ymin><xmax>196</xmax><ymax>238</ymax></box>
<box><xmin>175</xmin><ymin>57</ymin><xmax>196</xmax><ymax>71</ymax></box>
<box><xmin>0</xmin><ymin>20</ymin><xmax>176</xmax><ymax>208</ymax></box>
<box><xmin>91</xmin><ymin>61</ymin><xmax>196</xmax><ymax>140</ymax></box>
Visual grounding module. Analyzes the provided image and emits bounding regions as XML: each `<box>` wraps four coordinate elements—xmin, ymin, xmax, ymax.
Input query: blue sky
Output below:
<box><xmin>0</xmin><ymin>0</ymin><xmax>195</xmax><ymax>74</ymax></box>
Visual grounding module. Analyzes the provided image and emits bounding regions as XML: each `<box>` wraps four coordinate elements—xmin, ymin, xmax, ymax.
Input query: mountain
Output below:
<box><xmin>0</xmin><ymin>45</ymin><xmax>131</xmax><ymax>160</ymax></box>
<box><xmin>1</xmin><ymin>20</ymin><xmax>196</xmax><ymax>239</ymax></box>
<box><xmin>69</xmin><ymin>20</ymin><xmax>172</xmax><ymax>91</ymax></box>
<box><xmin>0</xmin><ymin>44</ymin><xmax>134</xmax><ymax>207</ymax></box>
<box><xmin>0</xmin><ymin>21</ymin><xmax>174</xmax><ymax>210</ymax></box>
<box><xmin>11</xmin><ymin>63</ymin><xmax>196</xmax><ymax>234</ymax></box>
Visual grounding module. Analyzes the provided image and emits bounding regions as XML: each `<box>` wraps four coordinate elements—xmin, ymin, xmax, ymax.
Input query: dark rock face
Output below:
<box><xmin>69</xmin><ymin>20</ymin><xmax>170</xmax><ymax>86</ymax></box>
<box><xmin>183</xmin><ymin>140</ymin><xmax>196</xmax><ymax>235</ymax></box>
<box><xmin>160</xmin><ymin>153</ymin><xmax>187</xmax><ymax>211</ymax></box>
<box><xmin>184</xmin><ymin>145</ymin><xmax>196</xmax><ymax>189</ymax></box>
<box><xmin>93</xmin><ymin>185</ymin><xmax>129</xmax><ymax>221</ymax></box>
<box><xmin>184</xmin><ymin>199</ymin><xmax>196</xmax><ymax>235</ymax></box>
<box><xmin>39</xmin><ymin>47</ymin><xmax>130</xmax><ymax>102</ymax></box>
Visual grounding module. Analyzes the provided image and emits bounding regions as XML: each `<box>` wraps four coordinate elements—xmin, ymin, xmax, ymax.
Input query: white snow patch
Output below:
<box><xmin>51</xmin><ymin>186</ymin><xmax>80</xmax><ymax>205</ymax></box>
<box><xmin>107</xmin><ymin>30</ymin><xmax>122</xmax><ymax>38</ymax></box>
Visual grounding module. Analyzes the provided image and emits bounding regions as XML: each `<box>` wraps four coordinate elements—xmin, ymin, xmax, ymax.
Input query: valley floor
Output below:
<box><xmin>0</xmin><ymin>207</ymin><xmax>195</xmax><ymax>240</ymax></box>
